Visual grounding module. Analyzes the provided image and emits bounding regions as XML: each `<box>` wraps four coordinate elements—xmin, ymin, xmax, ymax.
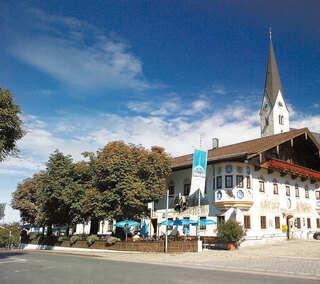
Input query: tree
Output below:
<box><xmin>0</xmin><ymin>223</ymin><xmax>21</xmax><ymax>247</ymax></box>
<box><xmin>36</xmin><ymin>150</ymin><xmax>88</xmax><ymax>235</ymax></box>
<box><xmin>0</xmin><ymin>203</ymin><xmax>5</xmax><ymax>222</ymax></box>
<box><xmin>0</xmin><ymin>87</ymin><xmax>25</xmax><ymax>161</ymax></box>
<box><xmin>11</xmin><ymin>175</ymin><xmax>40</xmax><ymax>225</ymax></box>
<box><xmin>85</xmin><ymin>141</ymin><xmax>172</xmax><ymax>233</ymax></box>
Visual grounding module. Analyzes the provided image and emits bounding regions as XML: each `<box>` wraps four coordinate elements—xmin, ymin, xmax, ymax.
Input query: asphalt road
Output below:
<box><xmin>0</xmin><ymin>251</ymin><xmax>318</xmax><ymax>284</ymax></box>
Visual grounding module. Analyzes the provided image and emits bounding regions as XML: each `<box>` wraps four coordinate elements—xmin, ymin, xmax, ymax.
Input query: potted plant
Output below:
<box><xmin>216</xmin><ymin>220</ymin><xmax>246</xmax><ymax>250</ymax></box>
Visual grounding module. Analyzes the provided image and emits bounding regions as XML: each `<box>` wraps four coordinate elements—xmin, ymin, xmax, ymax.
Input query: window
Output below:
<box><xmin>317</xmin><ymin>219</ymin><xmax>320</xmax><ymax>229</ymax></box>
<box><xmin>286</xmin><ymin>185</ymin><xmax>290</xmax><ymax>196</ymax></box>
<box><xmin>108</xmin><ymin>220</ymin><xmax>113</xmax><ymax>231</ymax></box>
<box><xmin>225</xmin><ymin>176</ymin><xmax>233</xmax><ymax>188</ymax></box>
<box><xmin>168</xmin><ymin>185</ymin><xmax>175</xmax><ymax>197</ymax></box>
<box><xmin>259</xmin><ymin>180</ymin><xmax>265</xmax><ymax>192</ymax></box>
<box><xmin>307</xmin><ymin>218</ymin><xmax>311</xmax><ymax>229</ymax></box>
<box><xmin>273</xmin><ymin>183</ymin><xmax>278</xmax><ymax>194</ymax></box>
<box><xmin>236</xmin><ymin>175</ymin><xmax>244</xmax><ymax>188</ymax></box>
<box><xmin>265</xmin><ymin>117</ymin><xmax>269</xmax><ymax>126</ymax></box>
<box><xmin>295</xmin><ymin>185</ymin><xmax>299</xmax><ymax>197</ymax></box>
<box><xmin>168</xmin><ymin>218</ymin><xmax>173</xmax><ymax>230</ymax></box>
<box><xmin>279</xmin><ymin>115</ymin><xmax>284</xmax><ymax>125</ymax></box>
<box><xmin>296</xmin><ymin>218</ymin><xmax>301</xmax><ymax>229</ymax></box>
<box><xmin>246</xmin><ymin>176</ymin><xmax>251</xmax><ymax>189</ymax></box>
<box><xmin>260</xmin><ymin>216</ymin><xmax>266</xmax><ymax>229</ymax></box>
<box><xmin>244</xmin><ymin>215</ymin><xmax>251</xmax><ymax>229</ymax></box>
<box><xmin>275</xmin><ymin>217</ymin><xmax>280</xmax><ymax>229</ymax></box>
<box><xmin>213</xmin><ymin>177</ymin><xmax>215</xmax><ymax>190</ymax></box>
<box><xmin>305</xmin><ymin>186</ymin><xmax>309</xmax><ymax>199</ymax></box>
<box><xmin>184</xmin><ymin>183</ymin><xmax>190</xmax><ymax>196</ymax></box>
<box><xmin>217</xmin><ymin>176</ymin><xmax>222</xmax><ymax>189</ymax></box>
<box><xmin>217</xmin><ymin>216</ymin><xmax>225</xmax><ymax>228</ymax></box>
<box><xmin>316</xmin><ymin>191</ymin><xmax>320</xmax><ymax>200</ymax></box>
<box><xmin>225</xmin><ymin>175</ymin><xmax>233</xmax><ymax>188</ymax></box>
<box><xmin>200</xmin><ymin>217</ymin><xmax>206</xmax><ymax>230</ymax></box>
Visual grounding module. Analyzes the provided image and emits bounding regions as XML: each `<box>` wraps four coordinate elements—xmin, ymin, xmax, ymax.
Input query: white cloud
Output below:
<box><xmin>5</xmin><ymin>6</ymin><xmax>154</xmax><ymax>91</ymax></box>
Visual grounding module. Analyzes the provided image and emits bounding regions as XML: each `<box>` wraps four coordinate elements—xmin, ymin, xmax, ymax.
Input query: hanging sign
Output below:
<box><xmin>189</xmin><ymin>149</ymin><xmax>208</xmax><ymax>197</ymax></box>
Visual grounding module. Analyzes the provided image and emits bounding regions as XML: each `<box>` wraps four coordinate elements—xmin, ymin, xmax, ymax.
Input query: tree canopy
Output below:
<box><xmin>11</xmin><ymin>142</ymin><xmax>172</xmax><ymax>235</ymax></box>
<box><xmin>0</xmin><ymin>87</ymin><xmax>25</xmax><ymax>161</ymax></box>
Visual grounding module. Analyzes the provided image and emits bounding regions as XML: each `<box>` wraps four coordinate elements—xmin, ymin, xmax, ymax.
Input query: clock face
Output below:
<box><xmin>263</xmin><ymin>103</ymin><xmax>269</xmax><ymax>111</ymax></box>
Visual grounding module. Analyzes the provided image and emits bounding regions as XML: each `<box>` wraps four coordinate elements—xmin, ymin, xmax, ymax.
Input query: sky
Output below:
<box><xmin>0</xmin><ymin>0</ymin><xmax>319</xmax><ymax>223</ymax></box>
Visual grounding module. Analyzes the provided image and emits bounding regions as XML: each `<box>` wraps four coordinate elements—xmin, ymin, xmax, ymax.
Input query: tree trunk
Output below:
<box><xmin>66</xmin><ymin>224</ymin><xmax>70</xmax><ymax>237</ymax></box>
<box><xmin>47</xmin><ymin>224</ymin><xmax>52</xmax><ymax>236</ymax></box>
<box><xmin>89</xmin><ymin>218</ymin><xmax>99</xmax><ymax>235</ymax></box>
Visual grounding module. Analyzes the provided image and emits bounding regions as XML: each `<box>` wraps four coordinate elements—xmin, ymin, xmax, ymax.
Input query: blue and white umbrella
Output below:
<box><xmin>191</xmin><ymin>219</ymin><xmax>217</xmax><ymax>226</ymax></box>
<box><xmin>173</xmin><ymin>219</ymin><xmax>196</xmax><ymax>226</ymax></box>
<box><xmin>114</xmin><ymin>220</ymin><xmax>140</xmax><ymax>241</ymax></box>
<box><xmin>160</xmin><ymin>220</ymin><xmax>174</xmax><ymax>226</ymax></box>
<box><xmin>140</xmin><ymin>220</ymin><xmax>149</xmax><ymax>237</ymax></box>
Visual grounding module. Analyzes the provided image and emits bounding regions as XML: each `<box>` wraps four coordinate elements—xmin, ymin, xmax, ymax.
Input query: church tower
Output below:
<box><xmin>260</xmin><ymin>29</ymin><xmax>290</xmax><ymax>137</ymax></box>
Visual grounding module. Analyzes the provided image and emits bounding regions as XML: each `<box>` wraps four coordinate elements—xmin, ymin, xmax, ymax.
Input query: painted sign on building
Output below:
<box><xmin>190</xmin><ymin>149</ymin><xmax>208</xmax><ymax>197</ymax></box>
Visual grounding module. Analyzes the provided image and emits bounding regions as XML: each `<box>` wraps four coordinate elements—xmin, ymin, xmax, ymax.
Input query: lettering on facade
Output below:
<box><xmin>260</xmin><ymin>199</ymin><xmax>280</xmax><ymax>213</ymax></box>
<box><xmin>174</xmin><ymin>205</ymin><xmax>209</xmax><ymax>216</ymax></box>
<box><xmin>296</xmin><ymin>201</ymin><xmax>313</xmax><ymax>214</ymax></box>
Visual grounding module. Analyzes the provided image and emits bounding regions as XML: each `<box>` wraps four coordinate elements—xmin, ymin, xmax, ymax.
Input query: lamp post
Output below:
<box><xmin>165</xmin><ymin>189</ymin><xmax>169</xmax><ymax>253</ymax></box>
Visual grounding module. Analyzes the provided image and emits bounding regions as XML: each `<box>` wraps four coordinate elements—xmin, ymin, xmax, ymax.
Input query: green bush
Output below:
<box><xmin>107</xmin><ymin>237</ymin><xmax>121</xmax><ymax>245</ymax></box>
<box><xmin>28</xmin><ymin>232</ymin><xmax>40</xmax><ymax>240</ymax></box>
<box><xmin>70</xmin><ymin>235</ymin><xmax>81</xmax><ymax>245</ymax></box>
<box><xmin>86</xmin><ymin>235</ymin><xmax>99</xmax><ymax>245</ymax></box>
<box><xmin>216</xmin><ymin>220</ymin><xmax>246</xmax><ymax>247</ymax></box>
<box><xmin>58</xmin><ymin>236</ymin><xmax>68</xmax><ymax>242</ymax></box>
<box><xmin>313</xmin><ymin>232</ymin><xmax>320</xmax><ymax>240</ymax></box>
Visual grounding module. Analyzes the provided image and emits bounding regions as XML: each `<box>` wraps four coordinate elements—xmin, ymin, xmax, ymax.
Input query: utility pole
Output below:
<box><xmin>165</xmin><ymin>189</ymin><xmax>169</xmax><ymax>253</ymax></box>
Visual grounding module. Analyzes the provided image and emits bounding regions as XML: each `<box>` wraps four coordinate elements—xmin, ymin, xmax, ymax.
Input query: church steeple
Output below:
<box><xmin>264</xmin><ymin>28</ymin><xmax>284</xmax><ymax>107</ymax></box>
<box><xmin>260</xmin><ymin>29</ymin><xmax>290</xmax><ymax>138</ymax></box>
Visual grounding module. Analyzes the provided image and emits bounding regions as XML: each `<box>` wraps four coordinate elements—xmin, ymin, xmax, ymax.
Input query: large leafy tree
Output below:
<box><xmin>85</xmin><ymin>141</ymin><xmax>172</xmax><ymax>233</ymax></box>
<box><xmin>36</xmin><ymin>150</ymin><xmax>87</xmax><ymax>234</ymax></box>
<box><xmin>11</xmin><ymin>174</ymin><xmax>41</xmax><ymax>225</ymax></box>
<box><xmin>0</xmin><ymin>87</ymin><xmax>25</xmax><ymax>161</ymax></box>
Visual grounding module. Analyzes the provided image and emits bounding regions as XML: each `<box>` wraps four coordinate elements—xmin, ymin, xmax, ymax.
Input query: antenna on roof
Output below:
<box><xmin>269</xmin><ymin>27</ymin><xmax>272</xmax><ymax>39</ymax></box>
<box><xmin>200</xmin><ymin>135</ymin><xmax>203</xmax><ymax>149</ymax></box>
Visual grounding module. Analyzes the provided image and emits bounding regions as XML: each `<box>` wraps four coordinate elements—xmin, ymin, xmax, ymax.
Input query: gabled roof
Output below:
<box><xmin>263</xmin><ymin>36</ymin><xmax>285</xmax><ymax>107</ymax></box>
<box><xmin>172</xmin><ymin>128</ymin><xmax>320</xmax><ymax>170</ymax></box>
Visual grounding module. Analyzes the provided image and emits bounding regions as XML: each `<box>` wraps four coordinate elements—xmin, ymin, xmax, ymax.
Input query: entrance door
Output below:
<box><xmin>151</xmin><ymin>219</ymin><xmax>157</xmax><ymax>238</ymax></box>
<box><xmin>286</xmin><ymin>216</ymin><xmax>294</xmax><ymax>239</ymax></box>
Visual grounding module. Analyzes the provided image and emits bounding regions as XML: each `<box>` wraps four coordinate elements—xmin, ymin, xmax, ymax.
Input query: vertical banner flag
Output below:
<box><xmin>189</xmin><ymin>149</ymin><xmax>208</xmax><ymax>197</ymax></box>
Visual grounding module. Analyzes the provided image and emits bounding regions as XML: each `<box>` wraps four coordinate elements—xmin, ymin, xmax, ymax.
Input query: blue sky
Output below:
<box><xmin>1</xmin><ymin>0</ymin><xmax>319</xmax><ymax>222</ymax></box>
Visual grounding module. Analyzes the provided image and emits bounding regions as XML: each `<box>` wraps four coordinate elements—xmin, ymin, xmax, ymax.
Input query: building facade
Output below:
<box><xmin>151</xmin><ymin>33</ymin><xmax>320</xmax><ymax>245</ymax></box>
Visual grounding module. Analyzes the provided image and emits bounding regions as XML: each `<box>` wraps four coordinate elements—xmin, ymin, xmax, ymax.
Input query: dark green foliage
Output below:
<box><xmin>313</xmin><ymin>232</ymin><xmax>320</xmax><ymax>240</ymax></box>
<box><xmin>11</xmin><ymin>174</ymin><xmax>40</xmax><ymax>224</ymax></box>
<box><xmin>0</xmin><ymin>87</ymin><xmax>25</xmax><ymax>161</ymax></box>
<box><xmin>0</xmin><ymin>223</ymin><xmax>21</xmax><ymax>247</ymax></box>
<box><xmin>84</xmin><ymin>141</ymin><xmax>172</xmax><ymax>222</ymax></box>
<box><xmin>216</xmin><ymin>220</ymin><xmax>246</xmax><ymax>246</ymax></box>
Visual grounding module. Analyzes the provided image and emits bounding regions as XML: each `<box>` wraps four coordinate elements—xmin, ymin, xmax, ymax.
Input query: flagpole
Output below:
<box><xmin>198</xmin><ymin>188</ymin><xmax>200</xmax><ymax>241</ymax></box>
<box><xmin>165</xmin><ymin>189</ymin><xmax>169</xmax><ymax>253</ymax></box>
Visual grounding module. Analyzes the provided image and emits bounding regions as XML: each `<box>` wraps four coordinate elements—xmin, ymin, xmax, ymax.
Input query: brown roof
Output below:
<box><xmin>172</xmin><ymin>128</ymin><xmax>319</xmax><ymax>170</ymax></box>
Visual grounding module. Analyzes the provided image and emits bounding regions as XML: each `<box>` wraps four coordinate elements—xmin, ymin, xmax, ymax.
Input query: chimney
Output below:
<box><xmin>212</xmin><ymin>138</ymin><xmax>219</xmax><ymax>150</ymax></box>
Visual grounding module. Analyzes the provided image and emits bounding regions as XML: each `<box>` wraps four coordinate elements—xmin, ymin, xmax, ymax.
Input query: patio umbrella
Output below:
<box><xmin>191</xmin><ymin>219</ymin><xmax>217</xmax><ymax>226</ymax></box>
<box><xmin>160</xmin><ymin>220</ymin><xmax>174</xmax><ymax>226</ymax></box>
<box><xmin>183</xmin><ymin>226</ymin><xmax>190</xmax><ymax>239</ymax></box>
<box><xmin>173</xmin><ymin>219</ymin><xmax>196</xmax><ymax>226</ymax></box>
<box><xmin>114</xmin><ymin>220</ymin><xmax>140</xmax><ymax>241</ymax></box>
<box><xmin>140</xmin><ymin>220</ymin><xmax>149</xmax><ymax>237</ymax></box>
